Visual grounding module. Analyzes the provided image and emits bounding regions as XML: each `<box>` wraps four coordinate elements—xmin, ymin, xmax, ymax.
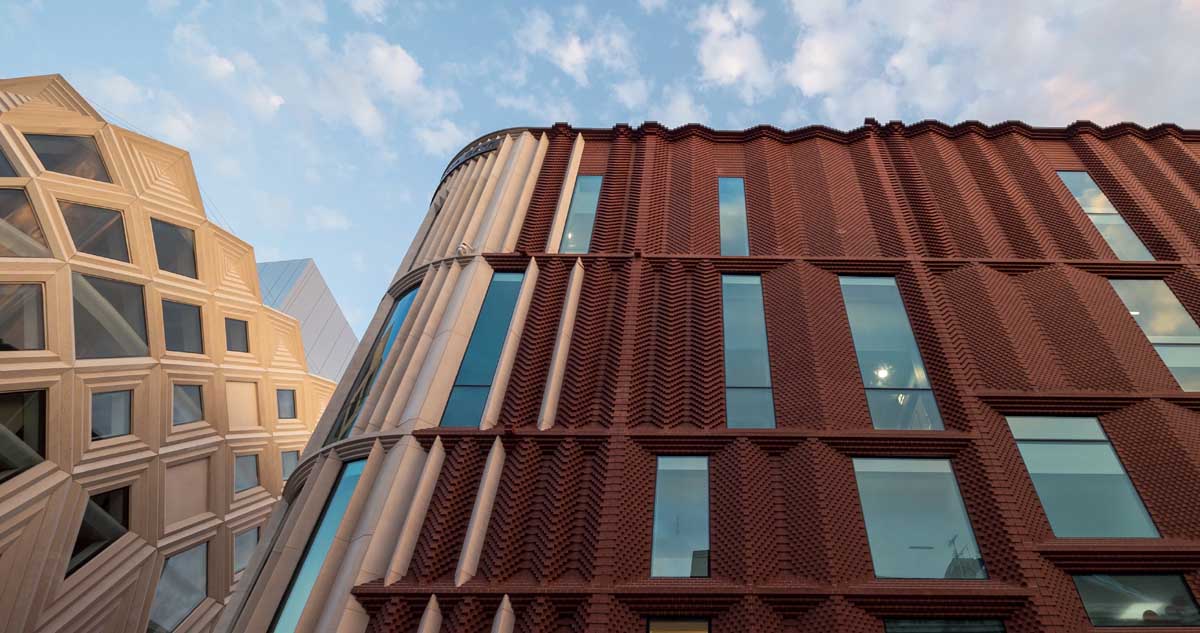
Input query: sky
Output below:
<box><xmin>2</xmin><ymin>0</ymin><xmax>1199</xmax><ymax>334</ymax></box>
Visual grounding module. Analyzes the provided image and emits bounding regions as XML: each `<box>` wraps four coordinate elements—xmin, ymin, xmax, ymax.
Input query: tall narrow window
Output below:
<box><xmin>0</xmin><ymin>283</ymin><xmax>44</xmax><ymax>351</ymax></box>
<box><xmin>91</xmin><ymin>390</ymin><xmax>131</xmax><ymax>440</ymax></box>
<box><xmin>651</xmin><ymin>456</ymin><xmax>709</xmax><ymax>578</ymax></box>
<box><xmin>72</xmin><ymin>273</ymin><xmax>148</xmax><ymax>359</ymax></box>
<box><xmin>559</xmin><ymin>175</ymin><xmax>602</xmax><ymax>253</ymax></box>
<box><xmin>326</xmin><ymin>286</ymin><xmax>418</xmax><ymax>444</ymax></box>
<box><xmin>66</xmin><ymin>486</ymin><xmax>128</xmax><ymax>576</ymax></box>
<box><xmin>0</xmin><ymin>389</ymin><xmax>45</xmax><ymax>484</ymax></box>
<box><xmin>0</xmin><ymin>189</ymin><xmax>51</xmax><ymax>257</ymax></box>
<box><xmin>840</xmin><ymin>277</ymin><xmax>943</xmax><ymax>430</ymax></box>
<box><xmin>1074</xmin><ymin>574</ymin><xmax>1200</xmax><ymax>627</ymax></box>
<box><xmin>1110</xmin><ymin>279</ymin><xmax>1200</xmax><ymax>390</ymax></box>
<box><xmin>1058</xmin><ymin>171</ymin><xmax>1153</xmax><ymax>261</ymax></box>
<box><xmin>280</xmin><ymin>450</ymin><xmax>299</xmax><ymax>480</ymax></box>
<box><xmin>0</xmin><ymin>149</ymin><xmax>14</xmax><ymax>177</ymax></box>
<box><xmin>234</xmin><ymin>454</ymin><xmax>260</xmax><ymax>493</ymax></box>
<box><xmin>649</xmin><ymin>621</ymin><xmax>710</xmax><ymax>633</ymax></box>
<box><xmin>225</xmin><ymin>318</ymin><xmax>249</xmax><ymax>353</ymax></box>
<box><xmin>721</xmin><ymin>275</ymin><xmax>774</xmax><ymax>428</ymax></box>
<box><xmin>276</xmin><ymin>389</ymin><xmax>297</xmax><ymax>419</ymax></box>
<box><xmin>270</xmin><ymin>459</ymin><xmax>366</xmax><ymax>632</ymax></box>
<box><xmin>719</xmin><ymin>177</ymin><xmax>749</xmax><ymax>256</ymax></box>
<box><xmin>147</xmin><ymin>541</ymin><xmax>208</xmax><ymax>632</ymax></box>
<box><xmin>60</xmin><ymin>201</ymin><xmax>129</xmax><ymax>262</ymax></box>
<box><xmin>233</xmin><ymin>527</ymin><xmax>259</xmax><ymax>574</ymax></box>
<box><xmin>25</xmin><ymin>134</ymin><xmax>111</xmax><ymax>183</ymax></box>
<box><xmin>172</xmin><ymin>384</ymin><xmax>204</xmax><ymax>426</ymax></box>
<box><xmin>441</xmin><ymin>271</ymin><xmax>524</xmax><ymax>427</ymax></box>
<box><xmin>1007</xmin><ymin>416</ymin><xmax>1157</xmax><ymax>538</ymax></box>
<box><xmin>163</xmin><ymin>300</ymin><xmax>204</xmax><ymax>354</ymax></box>
<box><xmin>854</xmin><ymin>458</ymin><xmax>986</xmax><ymax>579</ymax></box>
<box><xmin>151</xmin><ymin>218</ymin><xmax>198</xmax><ymax>279</ymax></box>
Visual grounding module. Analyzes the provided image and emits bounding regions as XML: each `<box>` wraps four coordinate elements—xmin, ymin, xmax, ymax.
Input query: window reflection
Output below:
<box><xmin>225</xmin><ymin>318</ymin><xmax>249</xmax><ymax>353</ymax></box>
<box><xmin>25</xmin><ymin>134</ymin><xmax>111</xmax><ymax>183</ymax></box>
<box><xmin>59</xmin><ymin>201</ymin><xmax>129</xmax><ymax>262</ymax></box>
<box><xmin>721</xmin><ymin>275</ymin><xmax>774</xmax><ymax>428</ymax></box>
<box><xmin>651</xmin><ymin>456</ymin><xmax>709</xmax><ymax>578</ymax></box>
<box><xmin>233</xmin><ymin>527</ymin><xmax>259</xmax><ymax>574</ymax></box>
<box><xmin>1074</xmin><ymin>574</ymin><xmax>1200</xmax><ymax>627</ymax></box>
<box><xmin>0</xmin><ymin>283</ymin><xmax>44</xmax><ymax>351</ymax></box>
<box><xmin>147</xmin><ymin>542</ymin><xmax>208</xmax><ymax>633</ymax></box>
<box><xmin>163</xmin><ymin>300</ymin><xmax>203</xmax><ymax>354</ymax></box>
<box><xmin>151</xmin><ymin>218</ymin><xmax>198</xmax><ymax>279</ymax></box>
<box><xmin>276</xmin><ymin>389</ymin><xmax>297</xmax><ymax>419</ymax></box>
<box><xmin>172</xmin><ymin>385</ymin><xmax>203</xmax><ymax>426</ymax></box>
<box><xmin>0</xmin><ymin>149</ymin><xmax>14</xmax><ymax>177</ymax></box>
<box><xmin>67</xmin><ymin>486</ymin><xmax>128</xmax><ymax>575</ymax></box>
<box><xmin>1110</xmin><ymin>279</ymin><xmax>1200</xmax><ymax>390</ymax></box>
<box><xmin>0</xmin><ymin>389</ymin><xmax>45</xmax><ymax>484</ymax></box>
<box><xmin>1057</xmin><ymin>171</ymin><xmax>1153</xmax><ymax>261</ymax></box>
<box><xmin>72</xmin><ymin>273</ymin><xmax>148</xmax><ymax>359</ymax></box>
<box><xmin>234</xmin><ymin>454</ymin><xmax>259</xmax><ymax>493</ymax></box>
<box><xmin>281</xmin><ymin>450</ymin><xmax>299</xmax><ymax>480</ymax></box>
<box><xmin>719</xmin><ymin>177</ymin><xmax>749</xmax><ymax>256</ymax></box>
<box><xmin>441</xmin><ymin>272</ymin><xmax>524</xmax><ymax>428</ymax></box>
<box><xmin>559</xmin><ymin>175</ymin><xmax>601</xmax><ymax>254</ymax></box>
<box><xmin>0</xmin><ymin>189</ymin><xmax>51</xmax><ymax>257</ymax></box>
<box><xmin>91</xmin><ymin>390</ymin><xmax>131</xmax><ymax>440</ymax></box>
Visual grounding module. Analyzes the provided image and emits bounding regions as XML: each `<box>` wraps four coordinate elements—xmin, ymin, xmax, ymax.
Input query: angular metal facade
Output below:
<box><xmin>257</xmin><ymin>258</ymin><xmax>359</xmax><ymax>382</ymax></box>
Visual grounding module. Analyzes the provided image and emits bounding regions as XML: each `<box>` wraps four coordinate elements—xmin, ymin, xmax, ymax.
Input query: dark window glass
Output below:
<box><xmin>651</xmin><ymin>456</ymin><xmax>709</xmax><ymax>578</ymax></box>
<box><xmin>0</xmin><ymin>390</ymin><xmax>45</xmax><ymax>484</ymax></box>
<box><xmin>0</xmin><ymin>189</ymin><xmax>51</xmax><ymax>257</ymax></box>
<box><xmin>276</xmin><ymin>389</ymin><xmax>297</xmax><ymax>419</ymax></box>
<box><xmin>147</xmin><ymin>542</ymin><xmax>207</xmax><ymax>632</ymax></box>
<box><xmin>885</xmin><ymin>621</ymin><xmax>1005</xmax><ymax>633</ymax></box>
<box><xmin>225</xmin><ymin>318</ymin><xmax>249</xmax><ymax>353</ymax></box>
<box><xmin>91</xmin><ymin>390</ymin><xmax>131</xmax><ymax>440</ymax></box>
<box><xmin>648</xmin><ymin>621</ymin><xmax>710</xmax><ymax>633</ymax></box>
<box><xmin>0</xmin><ymin>283</ymin><xmax>44</xmax><ymax>350</ymax></box>
<box><xmin>25</xmin><ymin>134</ymin><xmax>111</xmax><ymax>183</ymax></box>
<box><xmin>66</xmin><ymin>486</ymin><xmax>128</xmax><ymax>576</ymax></box>
<box><xmin>60</xmin><ymin>201</ymin><xmax>129</xmax><ymax>262</ymax></box>
<box><xmin>233</xmin><ymin>527</ymin><xmax>259</xmax><ymax>573</ymax></box>
<box><xmin>163</xmin><ymin>300</ymin><xmax>203</xmax><ymax>354</ymax></box>
<box><xmin>559</xmin><ymin>175</ymin><xmax>602</xmax><ymax>253</ymax></box>
<box><xmin>1007</xmin><ymin>416</ymin><xmax>1157</xmax><ymax>538</ymax></box>
<box><xmin>234</xmin><ymin>454</ymin><xmax>259</xmax><ymax>493</ymax></box>
<box><xmin>1058</xmin><ymin>171</ymin><xmax>1153</xmax><ymax>261</ymax></box>
<box><xmin>72</xmin><ymin>273</ymin><xmax>147</xmax><ymax>359</ymax></box>
<box><xmin>0</xmin><ymin>149</ymin><xmax>14</xmax><ymax>177</ymax></box>
<box><xmin>172</xmin><ymin>384</ymin><xmax>203</xmax><ymax>425</ymax></box>
<box><xmin>281</xmin><ymin>450</ymin><xmax>299</xmax><ymax>480</ymax></box>
<box><xmin>1110</xmin><ymin>279</ymin><xmax>1200</xmax><ymax>390</ymax></box>
<box><xmin>441</xmin><ymin>272</ymin><xmax>524</xmax><ymax>427</ymax></box>
<box><xmin>151</xmin><ymin>219</ymin><xmax>198</xmax><ymax>279</ymax></box>
<box><xmin>325</xmin><ymin>286</ymin><xmax>418</xmax><ymax>444</ymax></box>
<box><xmin>721</xmin><ymin>275</ymin><xmax>774</xmax><ymax>428</ymax></box>
<box><xmin>854</xmin><ymin>458</ymin><xmax>986</xmax><ymax>579</ymax></box>
<box><xmin>1074</xmin><ymin>574</ymin><xmax>1200</xmax><ymax>627</ymax></box>
<box><xmin>270</xmin><ymin>460</ymin><xmax>366</xmax><ymax>632</ymax></box>
<box><xmin>840</xmin><ymin>276</ymin><xmax>943</xmax><ymax>430</ymax></box>
<box><xmin>719</xmin><ymin>177</ymin><xmax>749</xmax><ymax>256</ymax></box>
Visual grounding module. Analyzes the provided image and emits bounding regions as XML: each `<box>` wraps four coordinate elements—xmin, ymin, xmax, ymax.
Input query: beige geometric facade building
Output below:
<box><xmin>0</xmin><ymin>74</ymin><xmax>335</xmax><ymax>633</ymax></box>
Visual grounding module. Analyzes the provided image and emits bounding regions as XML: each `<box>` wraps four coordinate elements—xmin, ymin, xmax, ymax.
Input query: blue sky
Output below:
<box><xmin>3</xmin><ymin>0</ymin><xmax>1198</xmax><ymax>333</ymax></box>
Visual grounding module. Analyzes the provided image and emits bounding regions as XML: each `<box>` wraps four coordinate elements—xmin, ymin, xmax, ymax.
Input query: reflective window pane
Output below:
<box><xmin>225</xmin><ymin>318</ymin><xmax>249</xmax><ymax>353</ymax></box>
<box><xmin>172</xmin><ymin>384</ymin><xmax>203</xmax><ymax>425</ymax></box>
<box><xmin>1074</xmin><ymin>574</ymin><xmax>1200</xmax><ymax>627</ymax></box>
<box><xmin>1110</xmin><ymin>279</ymin><xmax>1200</xmax><ymax>391</ymax></box>
<box><xmin>651</xmin><ymin>456</ymin><xmax>709</xmax><ymax>578</ymax></box>
<box><xmin>559</xmin><ymin>175</ymin><xmax>601</xmax><ymax>254</ymax></box>
<box><xmin>281</xmin><ymin>450</ymin><xmax>299</xmax><ymax>480</ymax></box>
<box><xmin>67</xmin><ymin>486</ymin><xmax>128</xmax><ymax>575</ymax></box>
<box><xmin>854</xmin><ymin>458</ymin><xmax>986</xmax><ymax>579</ymax></box>
<box><xmin>649</xmin><ymin>620</ymin><xmax>710</xmax><ymax>633</ymax></box>
<box><xmin>0</xmin><ymin>390</ymin><xmax>45</xmax><ymax>484</ymax></box>
<box><xmin>1154</xmin><ymin>344</ymin><xmax>1200</xmax><ymax>390</ymax></box>
<box><xmin>163</xmin><ymin>300</ymin><xmax>203</xmax><ymax>354</ymax></box>
<box><xmin>722</xmin><ymin>275</ymin><xmax>774</xmax><ymax>428</ymax></box>
<box><xmin>440</xmin><ymin>385</ymin><xmax>490</xmax><ymax>428</ymax></box>
<box><xmin>72</xmin><ymin>273</ymin><xmax>148</xmax><ymax>359</ymax></box>
<box><xmin>148</xmin><ymin>542</ymin><xmax>207</xmax><ymax>632</ymax></box>
<box><xmin>865</xmin><ymin>389</ymin><xmax>943</xmax><ymax>431</ymax></box>
<box><xmin>0</xmin><ymin>283</ymin><xmax>44</xmax><ymax>351</ymax></box>
<box><xmin>1058</xmin><ymin>171</ymin><xmax>1153</xmax><ymax>261</ymax></box>
<box><xmin>885</xmin><ymin>621</ymin><xmax>1005</xmax><ymax>633</ymax></box>
<box><xmin>91</xmin><ymin>390</ymin><xmax>131</xmax><ymax>440</ymax></box>
<box><xmin>233</xmin><ymin>527</ymin><xmax>258</xmax><ymax>573</ymax></box>
<box><xmin>0</xmin><ymin>149</ymin><xmax>14</xmax><ymax>177</ymax></box>
<box><xmin>719</xmin><ymin>177</ymin><xmax>749</xmax><ymax>256</ymax></box>
<box><xmin>276</xmin><ymin>389</ymin><xmax>297</xmax><ymax>419</ymax></box>
<box><xmin>234</xmin><ymin>454</ymin><xmax>259</xmax><ymax>493</ymax></box>
<box><xmin>25</xmin><ymin>134</ymin><xmax>111</xmax><ymax>182</ymax></box>
<box><xmin>270</xmin><ymin>459</ymin><xmax>366</xmax><ymax>632</ymax></box>
<box><xmin>0</xmin><ymin>189</ymin><xmax>51</xmax><ymax>257</ymax></box>
<box><xmin>151</xmin><ymin>218</ymin><xmax>198</xmax><ymax>279</ymax></box>
<box><xmin>60</xmin><ymin>201</ymin><xmax>129</xmax><ymax>262</ymax></box>
<box><xmin>441</xmin><ymin>272</ymin><xmax>524</xmax><ymax>428</ymax></box>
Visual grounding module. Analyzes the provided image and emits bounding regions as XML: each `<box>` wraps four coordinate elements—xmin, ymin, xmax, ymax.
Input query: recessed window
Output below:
<box><xmin>559</xmin><ymin>174</ymin><xmax>602</xmax><ymax>254</ymax></box>
<box><xmin>0</xmin><ymin>389</ymin><xmax>45</xmax><ymax>484</ymax></box>
<box><xmin>276</xmin><ymin>389</ymin><xmax>297</xmax><ymax>419</ymax></box>
<box><xmin>281</xmin><ymin>450</ymin><xmax>299</xmax><ymax>480</ymax></box>
<box><xmin>0</xmin><ymin>283</ymin><xmax>44</xmax><ymax>351</ymax></box>
<box><xmin>0</xmin><ymin>189</ymin><xmax>51</xmax><ymax>257</ymax></box>
<box><xmin>441</xmin><ymin>272</ymin><xmax>524</xmax><ymax>428</ymax></box>
<box><xmin>66</xmin><ymin>486</ymin><xmax>128</xmax><ymax>576</ymax></box>
<box><xmin>840</xmin><ymin>276</ymin><xmax>943</xmax><ymax>430</ymax></box>
<box><xmin>1074</xmin><ymin>574</ymin><xmax>1200</xmax><ymax>627</ymax></box>
<box><xmin>1110</xmin><ymin>279</ymin><xmax>1200</xmax><ymax>390</ymax></box>
<box><xmin>649</xmin><ymin>620</ymin><xmax>709</xmax><ymax>633</ymax></box>
<box><xmin>225</xmin><ymin>318</ymin><xmax>249</xmax><ymax>353</ymax></box>
<box><xmin>885</xmin><ymin>621</ymin><xmax>1005</xmax><ymax>633</ymax></box>
<box><xmin>651</xmin><ymin>456</ymin><xmax>709</xmax><ymax>578</ymax></box>
<box><xmin>163</xmin><ymin>300</ymin><xmax>203</xmax><ymax>354</ymax></box>
<box><xmin>91</xmin><ymin>390</ymin><xmax>131</xmax><ymax>440</ymax></box>
<box><xmin>147</xmin><ymin>541</ymin><xmax>208</xmax><ymax>632</ymax></box>
<box><xmin>722</xmin><ymin>275</ymin><xmax>774</xmax><ymax>427</ymax></box>
<box><xmin>24</xmin><ymin>134</ymin><xmax>111</xmax><ymax>183</ymax></box>
<box><xmin>719</xmin><ymin>177</ymin><xmax>749</xmax><ymax>256</ymax></box>
<box><xmin>1058</xmin><ymin>171</ymin><xmax>1153</xmax><ymax>261</ymax></box>
<box><xmin>233</xmin><ymin>527</ymin><xmax>259</xmax><ymax>573</ymax></box>
<box><xmin>60</xmin><ymin>201</ymin><xmax>129</xmax><ymax>262</ymax></box>
<box><xmin>0</xmin><ymin>148</ymin><xmax>14</xmax><ymax>177</ymax></box>
<box><xmin>234</xmin><ymin>454</ymin><xmax>260</xmax><ymax>493</ymax></box>
<box><xmin>151</xmin><ymin>218</ymin><xmax>198</xmax><ymax>279</ymax></box>
<box><xmin>1007</xmin><ymin>416</ymin><xmax>1157</xmax><ymax>538</ymax></box>
<box><xmin>172</xmin><ymin>384</ymin><xmax>204</xmax><ymax>425</ymax></box>
<box><xmin>72</xmin><ymin>272</ymin><xmax>148</xmax><ymax>359</ymax></box>
<box><xmin>853</xmin><ymin>458</ymin><xmax>986</xmax><ymax>579</ymax></box>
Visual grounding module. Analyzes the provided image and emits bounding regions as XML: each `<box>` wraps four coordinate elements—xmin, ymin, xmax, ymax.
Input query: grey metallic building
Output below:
<box><xmin>257</xmin><ymin>259</ymin><xmax>358</xmax><ymax>381</ymax></box>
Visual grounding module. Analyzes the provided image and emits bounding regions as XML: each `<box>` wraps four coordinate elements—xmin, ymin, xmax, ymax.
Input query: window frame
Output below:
<box><xmin>0</xmin><ymin>282</ymin><xmax>46</xmax><ymax>352</ymax></box>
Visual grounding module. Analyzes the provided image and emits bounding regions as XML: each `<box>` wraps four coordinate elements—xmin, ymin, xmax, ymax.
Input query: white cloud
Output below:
<box><xmin>82</xmin><ymin>71</ymin><xmax>150</xmax><ymax>107</ymax></box>
<box><xmin>172</xmin><ymin>24</ymin><xmax>236</xmax><ymax>80</ymax></box>
<box><xmin>614</xmin><ymin>77</ymin><xmax>651</xmax><ymax>109</ymax></box>
<box><xmin>156</xmin><ymin>109</ymin><xmax>199</xmax><ymax>146</ymax></box>
<box><xmin>639</xmin><ymin>0</ymin><xmax>667</xmax><ymax>12</ymax></box>
<box><xmin>147</xmin><ymin>0</ymin><xmax>179</xmax><ymax>15</ymax></box>
<box><xmin>305</xmin><ymin>206</ymin><xmax>352</xmax><ymax>231</ymax></box>
<box><xmin>245</xmin><ymin>86</ymin><xmax>286</xmax><ymax>118</ymax></box>
<box><xmin>348</xmin><ymin>0</ymin><xmax>387</xmax><ymax>21</ymax></box>
<box><xmin>691</xmin><ymin>0</ymin><xmax>773</xmax><ymax>104</ymax></box>
<box><xmin>495</xmin><ymin>92</ymin><xmax>578</xmax><ymax>122</ymax></box>
<box><xmin>516</xmin><ymin>9</ymin><xmax>635</xmax><ymax>86</ymax></box>
<box><xmin>414</xmin><ymin>119</ymin><xmax>471</xmax><ymax>157</ymax></box>
<box><xmin>652</xmin><ymin>84</ymin><xmax>709</xmax><ymax>128</ymax></box>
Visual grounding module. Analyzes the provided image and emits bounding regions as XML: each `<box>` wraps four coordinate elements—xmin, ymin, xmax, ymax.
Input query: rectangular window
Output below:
<box><xmin>67</xmin><ymin>486</ymin><xmax>128</xmax><ymax>576</ymax></box>
<box><xmin>721</xmin><ymin>275</ymin><xmax>774</xmax><ymax>428</ymax></box>
<box><xmin>281</xmin><ymin>450</ymin><xmax>299</xmax><ymax>480</ymax></box>
<box><xmin>148</xmin><ymin>541</ymin><xmax>208</xmax><ymax>632</ymax></box>
<box><xmin>270</xmin><ymin>459</ymin><xmax>366</xmax><ymax>632</ymax></box>
<box><xmin>1007</xmin><ymin>416</ymin><xmax>1157</xmax><ymax>538</ymax></box>
<box><xmin>163</xmin><ymin>300</ymin><xmax>204</xmax><ymax>354</ymax></box>
<box><xmin>0</xmin><ymin>189</ymin><xmax>51</xmax><ymax>257</ymax></box>
<box><xmin>172</xmin><ymin>384</ymin><xmax>204</xmax><ymax>426</ymax></box>
<box><xmin>0</xmin><ymin>389</ymin><xmax>46</xmax><ymax>485</ymax></box>
<box><xmin>853</xmin><ymin>458</ymin><xmax>986</xmax><ymax>579</ymax></box>
<box><xmin>651</xmin><ymin>456</ymin><xmax>709</xmax><ymax>578</ymax></box>
<box><xmin>60</xmin><ymin>201</ymin><xmax>129</xmax><ymax>262</ymax></box>
<box><xmin>276</xmin><ymin>389</ymin><xmax>297</xmax><ymax>419</ymax></box>
<box><xmin>559</xmin><ymin>175</ymin><xmax>602</xmax><ymax>254</ymax></box>
<box><xmin>25</xmin><ymin>134</ymin><xmax>112</xmax><ymax>183</ymax></box>
<box><xmin>0</xmin><ymin>283</ymin><xmax>44</xmax><ymax>351</ymax></box>
<box><xmin>839</xmin><ymin>277</ymin><xmax>943</xmax><ymax>430</ymax></box>
<box><xmin>1057</xmin><ymin>171</ymin><xmax>1153</xmax><ymax>261</ymax></box>
<box><xmin>1074</xmin><ymin>574</ymin><xmax>1200</xmax><ymax>627</ymax></box>
<box><xmin>72</xmin><ymin>272</ymin><xmax>148</xmax><ymax>359</ymax></box>
<box><xmin>326</xmin><ymin>287</ymin><xmax>418</xmax><ymax>444</ymax></box>
<box><xmin>225</xmin><ymin>318</ymin><xmax>249</xmax><ymax>353</ymax></box>
<box><xmin>648</xmin><ymin>621</ymin><xmax>710</xmax><ymax>633</ymax></box>
<box><xmin>441</xmin><ymin>271</ymin><xmax>524</xmax><ymax>428</ymax></box>
<box><xmin>91</xmin><ymin>390</ymin><xmax>131</xmax><ymax>440</ymax></box>
<box><xmin>885</xmin><ymin>621</ymin><xmax>1005</xmax><ymax>633</ymax></box>
<box><xmin>233</xmin><ymin>527</ymin><xmax>259</xmax><ymax>574</ymax></box>
<box><xmin>719</xmin><ymin>177</ymin><xmax>749</xmax><ymax>256</ymax></box>
<box><xmin>151</xmin><ymin>218</ymin><xmax>198</xmax><ymax>279</ymax></box>
<box><xmin>234</xmin><ymin>454</ymin><xmax>260</xmax><ymax>493</ymax></box>
<box><xmin>1110</xmin><ymin>279</ymin><xmax>1200</xmax><ymax>390</ymax></box>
